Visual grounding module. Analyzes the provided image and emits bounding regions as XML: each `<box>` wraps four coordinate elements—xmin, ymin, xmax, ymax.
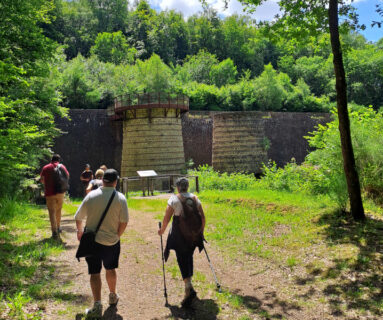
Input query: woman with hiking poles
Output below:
<box><xmin>158</xmin><ymin>177</ymin><xmax>206</xmax><ymax>307</ymax></box>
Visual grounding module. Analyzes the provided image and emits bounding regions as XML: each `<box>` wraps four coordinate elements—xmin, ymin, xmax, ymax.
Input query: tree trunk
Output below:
<box><xmin>328</xmin><ymin>0</ymin><xmax>365</xmax><ymax>220</ymax></box>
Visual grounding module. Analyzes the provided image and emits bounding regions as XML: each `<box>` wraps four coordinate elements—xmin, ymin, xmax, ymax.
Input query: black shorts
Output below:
<box><xmin>86</xmin><ymin>241</ymin><xmax>120</xmax><ymax>274</ymax></box>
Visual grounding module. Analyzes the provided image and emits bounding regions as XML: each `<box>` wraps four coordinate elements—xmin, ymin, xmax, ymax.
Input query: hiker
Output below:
<box><xmin>86</xmin><ymin>169</ymin><xmax>104</xmax><ymax>195</ymax></box>
<box><xmin>100</xmin><ymin>165</ymin><xmax>107</xmax><ymax>172</ymax></box>
<box><xmin>158</xmin><ymin>177</ymin><xmax>206</xmax><ymax>307</ymax></box>
<box><xmin>75</xmin><ymin>169</ymin><xmax>128</xmax><ymax>318</ymax></box>
<box><xmin>80</xmin><ymin>164</ymin><xmax>93</xmax><ymax>195</ymax></box>
<box><xmin>40</xmin><ymin>154</ymin><xmax>69</xmax><ymax>239</ymax></box>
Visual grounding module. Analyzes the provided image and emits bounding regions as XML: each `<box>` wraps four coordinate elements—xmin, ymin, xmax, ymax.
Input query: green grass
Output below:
<box><xmin>0</xmin><ymin>198</ymin><xmax>67</xmax><ymax>320</ymax></box>
<box><xmin>129</xmin><ymin>188</ymin><xmax>383</xmax><ymax>318</ymax></box>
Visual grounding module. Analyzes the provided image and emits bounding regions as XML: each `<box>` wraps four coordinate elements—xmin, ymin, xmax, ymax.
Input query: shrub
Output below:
<box><xmin>259</xmin><ymin>105</ymin><xmax>383</xmax><ymax>207</ymax></box>
<box><xmin>189</xmin><ymin>165</ymin><xmax>257</xmax><ymax>191</ymax></box>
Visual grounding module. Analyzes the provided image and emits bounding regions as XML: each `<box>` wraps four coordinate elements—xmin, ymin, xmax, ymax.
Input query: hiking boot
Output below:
<box><xmin>181</xmin><ymin>288</ymin><xmax>197</xmax><ymax>308</ymax></box>
<box><xmin>109</xmin><ymin>292</ymin><xmax>119</xmax><ymax>306</ymax></box>
<box><xmin>85</xmin><ymin>301</ymin><xmax>102</xmax><ymax>319</ymax></box>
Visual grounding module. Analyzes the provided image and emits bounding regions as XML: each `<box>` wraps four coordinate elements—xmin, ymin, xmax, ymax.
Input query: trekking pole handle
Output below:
<box><xmin>159</xmin><ymin>222</ymin><xmax>162</xmax><ymax>229</ymax></box>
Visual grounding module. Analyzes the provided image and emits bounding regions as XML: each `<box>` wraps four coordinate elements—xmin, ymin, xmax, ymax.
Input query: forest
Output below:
<box><xmin>43</xmin><ymin>0</ymin><xmax>383</xmax><ymax>112</ymax></box>
<box><xmin>2</xmin><ymin>1</ymin><xmax>383</xmax><ymax>319</ymax></box>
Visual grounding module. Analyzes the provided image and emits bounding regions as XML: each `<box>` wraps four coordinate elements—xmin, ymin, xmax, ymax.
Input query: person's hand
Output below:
<box><xmin>158</xmin><ymin>228</ymin><xmax>164</xmax><ymax>236</ymax></box>
<box><xmin>77</xmin><ymin>230</ymin><xmax>83</xmax><ymax>241</ymax></box>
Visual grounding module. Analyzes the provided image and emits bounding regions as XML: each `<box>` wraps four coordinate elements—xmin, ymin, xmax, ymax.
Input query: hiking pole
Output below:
<box><xmin>159</xmin><ymin>222</ymin><xmax>169</xmax><ymax>305</ymax></box>
<box><xmin>203</xmin><ymin>246</ymin><xmax>222</xmax><ymax>293</ymax></box>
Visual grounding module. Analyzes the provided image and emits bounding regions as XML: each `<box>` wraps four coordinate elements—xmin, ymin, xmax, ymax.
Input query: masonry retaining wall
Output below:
<box><xmin>53</xmin><ymin>109</ymin><xmax>331</xmax><ymax>196</ymax></box>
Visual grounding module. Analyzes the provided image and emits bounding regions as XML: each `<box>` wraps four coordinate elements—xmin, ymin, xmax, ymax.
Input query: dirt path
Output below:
<box><xmin>47</xmin><ymin>198</ymin><xmax>338</xmax><ymax>320</ymax></box>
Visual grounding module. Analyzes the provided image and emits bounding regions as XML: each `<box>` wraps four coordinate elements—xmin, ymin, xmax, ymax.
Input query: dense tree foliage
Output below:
<box><xmin>0</xmin><ymin>0</ymin><xmax>66</xmax><ymax>196</ymax></box>
<box><xmin>42</xmin><ymin>0</ymin><xmax>383</xmax><ymax>112</ymax></box>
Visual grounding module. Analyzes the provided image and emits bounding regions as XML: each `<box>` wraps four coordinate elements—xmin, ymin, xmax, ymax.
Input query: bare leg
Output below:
<box><xmin>183</xmin><ymin>277</ymin><xmax>192</xmax><ymax>295</ymax></box>
<box><xmin>105</xmin><ymin>269</ymin><xmax>117</xmax><ymax>294</ymax></box>
<box><xmin>90</xmin><ymin>274</ymin><xmax>102</xmax><ymax>302</ymax></box>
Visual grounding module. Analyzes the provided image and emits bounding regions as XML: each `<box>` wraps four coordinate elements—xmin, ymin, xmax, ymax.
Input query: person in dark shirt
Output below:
<box><xmin>40</xmin><ymin>154</ymin><xmax>70</xmax><ymax>239</ymax></box>
<box><xmin>80</xmin><ymin>164</ymin><xmax>93</xmax><ymax>195</ymax></box>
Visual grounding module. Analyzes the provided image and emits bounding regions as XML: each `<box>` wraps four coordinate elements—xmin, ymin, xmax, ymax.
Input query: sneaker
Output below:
<box><xmin>109</xmin><ymin>292</ymin><xmax>119</xmax><ymax>306</ymax></box>
<box><xmin>181</xmin><ymin>288</ymin><xmax>197</xmax><ymax>308</ymax></box>
<box><xmin>85</xmin><ymin>301</ymin><xmax>102</xmax><ymax>319</ymax></box>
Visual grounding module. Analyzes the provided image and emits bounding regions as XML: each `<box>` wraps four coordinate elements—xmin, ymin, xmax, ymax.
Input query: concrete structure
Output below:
<box><xmin>52</xmin><ymin>109</ymin><xmax>331</xmax><ymax>197</ymax></box>
<box><xmin>113</xmin><ymin>93</ymin><xmax>188</xmax><ymax>190</ymax></box>
<box><xmin>121</xmin><ymin>108</ymin><xmax>185</xmax><ymax>180</ymax></box>
<box><xmin>212</xmin><ymin>112</ymin><xmax>268</xmax><ymax>174</ymax></box>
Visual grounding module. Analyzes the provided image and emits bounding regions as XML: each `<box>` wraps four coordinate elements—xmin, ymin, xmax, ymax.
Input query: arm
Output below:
<box><xmin>74</xmin><ymin>197</ymin><xmax>88</xmax><ymax>241</ymax></box>
<box><xmin>86</xmin><ymin>182</ymin><xmax>93</xmax><ymax>195</ymax></box>
<box><xmin>158</xmin><ymin>205</ymin><xmax>174</xmax><ymax>236</ymax></box>
<box><xmin>118</xmin><ymin>222</ymin><xmax>128</xmax><ymax>237</ymax></box>
<box><xmin>195</xmin><ymin>196</ymin><xmax>205</xmax><ymax>232</ymax></box>
<box><xmin>198</xmin><ymin>204</ymin><xmax>206</xmax><ymax>232</ymax></box>
<box><xmin>75</xmin><ymin>219</ymin><xmax>84</xmax><ymax>241</ymax></box>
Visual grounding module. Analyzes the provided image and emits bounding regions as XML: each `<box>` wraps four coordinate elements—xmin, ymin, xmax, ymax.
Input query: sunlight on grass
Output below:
<box><xmin>0</xmin><ymin>199</ymin><xmax>69</xmax><ymax>320</ymax></box>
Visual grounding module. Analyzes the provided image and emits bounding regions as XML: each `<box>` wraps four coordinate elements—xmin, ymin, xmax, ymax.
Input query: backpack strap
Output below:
<box><xmin>95</xmin><ymin>190</ymin><xmax>116</xmax><ymax>234</ymax></box>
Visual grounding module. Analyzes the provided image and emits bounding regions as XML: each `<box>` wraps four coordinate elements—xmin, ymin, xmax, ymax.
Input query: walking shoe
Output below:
<box><xmin>85</xmin><ymin>301</ymin><xmax>102</xmax><ymax>319</ymax></box>
<box><xmin>109</xmin><ymin>292</ymin><xmax>119</xmax><ymax>306</ymax></box>
<box><xmin>51</xmin><ymin>231</ymin><xmax>59</xmax><ymax>240</ymax></box>
<box><xmin>181</xmin><ymin>288</ymin><xmax>197</xmax><ymax>308</ymax></box>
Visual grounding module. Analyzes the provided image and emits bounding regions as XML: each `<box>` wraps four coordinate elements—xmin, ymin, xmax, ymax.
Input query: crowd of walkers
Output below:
<box><xmin>40</xmin><ymin>154</ymin><xmax>206</xmax><ymax>319</ymax></box>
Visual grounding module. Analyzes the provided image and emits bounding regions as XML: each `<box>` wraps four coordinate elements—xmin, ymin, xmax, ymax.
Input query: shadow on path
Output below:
<box><xmin>164</xmin><ymin>298</ymin><xmax>219</xmax><ymax>320</ymax></box>
<box><xmin>294</xmin><ymin>209</ymin><xmax>383</xmax><ymax>317</ymax></box>
<box><xmin>75</xmin><ymin>305</ymin><xmax>123</xmax><ymax>320</ymax></box>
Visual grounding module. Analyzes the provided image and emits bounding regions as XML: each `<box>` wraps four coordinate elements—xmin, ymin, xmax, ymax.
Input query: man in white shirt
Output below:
<box><xmin>75</xmin><ymin>169</ymin><xmax>128</xmax><ymax>318</ymax></box>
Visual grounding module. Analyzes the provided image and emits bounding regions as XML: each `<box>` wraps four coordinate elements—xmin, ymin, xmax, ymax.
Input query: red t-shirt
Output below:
<box><xmin>40</xmin><ymin>162</ymin><xmax>70</xmax><ymax>196</ymax></box>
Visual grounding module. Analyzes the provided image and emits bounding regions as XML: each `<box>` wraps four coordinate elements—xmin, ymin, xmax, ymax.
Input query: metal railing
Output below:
<box><xmin>114</xmin><ymin>92</ymin><xmax>189</xmax><ymax>112</ymax></box>
<box><xmin>121</xmin><ymin>174</ymin><xmax>199</xmax><ymax>197</ymax></box>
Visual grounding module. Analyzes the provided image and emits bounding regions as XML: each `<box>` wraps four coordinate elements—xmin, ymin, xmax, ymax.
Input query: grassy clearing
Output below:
<box><xmin>0</xmin><ymin>198</ymin><xmax>69</xmax><ymax>319</ymax></box>
<box><xmin>129</xmin><ymin>188</ymin><xmax>383</xmax><ymax>319</ymax></box>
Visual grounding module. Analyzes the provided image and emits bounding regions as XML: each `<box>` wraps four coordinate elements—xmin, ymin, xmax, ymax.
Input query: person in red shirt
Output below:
<box><xmin>40</xmin><ymin>154</ymin><xmax>70</xmax><ymax>239</ymax></box>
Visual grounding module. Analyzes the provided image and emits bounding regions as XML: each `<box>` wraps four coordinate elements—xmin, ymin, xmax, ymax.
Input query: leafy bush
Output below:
<box><xmin>258</xmin><ymin>160</ymin><xmax>330</xmax><ymax>195</ymax></box>
<box><xmin>259</xmin><ymin>105</ymin><xmax>383</xmax><ymax>207</ymax></box>
<box><xmin>307</xmin><ymin>105</ymin><xmax>383</xmax><ymax>204</ymax></box>
<box><xmin>189</xmin><ymin>165</ymin><xmax>257</xmax><ymax>191</ymax></box>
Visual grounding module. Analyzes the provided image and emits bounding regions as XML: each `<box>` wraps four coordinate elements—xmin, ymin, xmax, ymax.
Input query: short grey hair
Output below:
<box><xmin>176</xmin><ymin>177</ymin><xmax>189</xmax><ymax>193</ymax></box>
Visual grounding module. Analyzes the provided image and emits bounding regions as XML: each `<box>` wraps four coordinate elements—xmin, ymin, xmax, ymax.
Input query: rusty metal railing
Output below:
<box><xmin>112</xmin><ymin>92</ymin><xmax>189</xmax><ymax>119</ymax></box>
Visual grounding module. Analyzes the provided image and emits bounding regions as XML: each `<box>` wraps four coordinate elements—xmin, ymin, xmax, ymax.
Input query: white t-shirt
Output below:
<box><xmin>167</xmin><ymin>192</ymin><xmax>202</xmax><ymax>216</ymax></box>
<box><xmin>75</xmin><ymin>187</ymin><xmax>129</xmax><ymax>246</ymax></box>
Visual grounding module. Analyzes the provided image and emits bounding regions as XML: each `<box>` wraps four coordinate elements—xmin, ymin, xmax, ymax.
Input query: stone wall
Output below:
<box><xmin>182</xmin><ymin>112</ymin><xmax>213</xmax><ymax>167</ymax></box>
<box><xmin>264</xmin><ymin>112</ymin><xmax>331</xmax><ymax>166</ymax></box>
<box><xmin>53</xmin><ymin>109</ymin><xmax>331</xmax><ymax>196</ymax></box>
<box><xmin>53</xmin><ymin>110</ymin><xmax>122</xmax><ymax>197</ymax></box>
<box><xmin>181</xmin><ymin>111</ymin><xmax>331</xmax><ymax>171</ymax></box>
<box><xmin>212</xmin><ymin>112</ymin><xmax>267</xmax><ymax>174</ymax></box>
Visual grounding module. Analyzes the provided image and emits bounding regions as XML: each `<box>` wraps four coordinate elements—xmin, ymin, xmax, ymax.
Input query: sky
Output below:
<box><xmin>148</xmin><ymin>0</ymin><xmax>383</xmax><ymax>42</ymax></box>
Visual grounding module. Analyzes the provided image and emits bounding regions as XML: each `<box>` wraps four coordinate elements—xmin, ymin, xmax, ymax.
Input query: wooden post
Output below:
<box><xmin>195</xmin><ymin>176</ymin><xmax>199</xmax><ymax>193</ymax></box>
<box><xmin>170</xmin><ymin>175</ymin><xmax>174</xmax><ymax>193</ymax></box>
<box><xmin>141</xmin><ymin>178</ymin><xmax>145</xmax><ymax>197</ymax></box>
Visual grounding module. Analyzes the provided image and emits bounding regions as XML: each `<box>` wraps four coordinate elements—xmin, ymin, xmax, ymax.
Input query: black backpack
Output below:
<box><xmin>178</xmin><ymin>195</ymin><xmax>203</xmax><ymax>247</ymax></box>
<box><xmin>53</xmin><ymin>164</ymin><xmax>69</xmax><ymax>193</ymax></box>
